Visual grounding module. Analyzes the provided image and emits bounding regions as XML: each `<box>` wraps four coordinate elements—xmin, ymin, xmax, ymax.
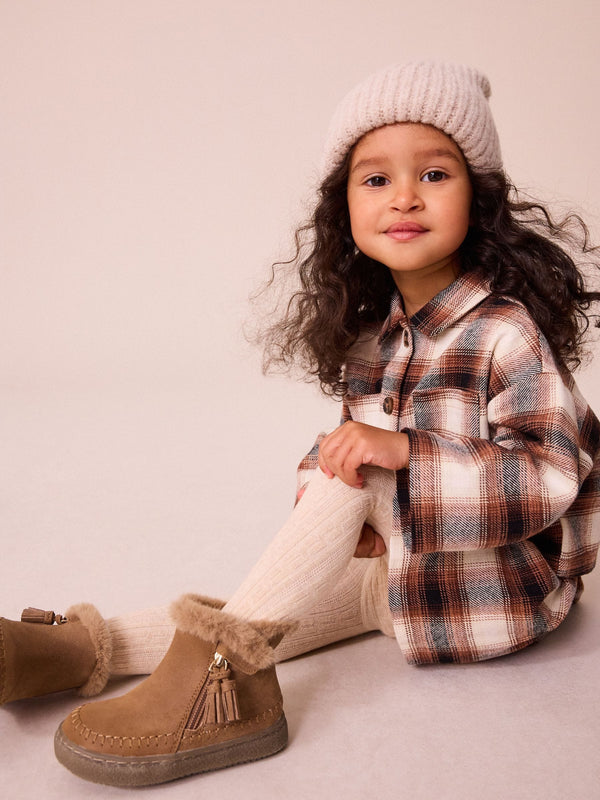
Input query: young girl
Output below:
<box><xmin>2</xmin><ymin>60</ymin><xmax>600</xmax><ymax>787</ymax></box>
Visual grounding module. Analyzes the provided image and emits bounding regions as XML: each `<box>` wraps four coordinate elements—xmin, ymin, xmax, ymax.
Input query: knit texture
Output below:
<box><xmin>106</xmin><ymin>468</ymin><xmax>396</xmax><ymax>676</ymax></box>
<box><xmin>106</xmin><ymin>560</ymin><xmax>392</xmax><ymax>675</ymax></box>
<box><xmin>224</xmin><ymin>466</ymin><xmax>395</xmax><ymax>625</ymax></box>
<box><xmin>321</xmin><ymin>60</ymin><xmax>501</xmax><ymax>178</ymax></box>
<box><xmin>107</xmin><ymin>606</ymin><xmax>175</xmax><ymax>676</ymax></box>
<box><xmin>273</xmin><ymin>555</ymin><xmax>393</xmax><ymax>661</ymax></box>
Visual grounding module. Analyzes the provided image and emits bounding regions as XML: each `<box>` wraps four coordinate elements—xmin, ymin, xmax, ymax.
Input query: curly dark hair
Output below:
<box><xmin>260</xmin><ymin>153</ymin><xmax>600</xmax><ymax>396</ymax></box>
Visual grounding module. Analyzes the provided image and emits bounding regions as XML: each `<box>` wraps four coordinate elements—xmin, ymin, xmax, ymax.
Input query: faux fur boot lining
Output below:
<box><xmin>169</xmin><ymin>594</ymin><xmax>296</xmax><ymax>673</ymax></box>
<box><xmin>66</xmin><ymin>603</ymin><xmax>113</xmax><ymax>697</ymax></box>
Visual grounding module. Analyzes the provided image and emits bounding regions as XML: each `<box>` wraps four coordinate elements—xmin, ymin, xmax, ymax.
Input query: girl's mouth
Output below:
<box><xmin>385</xmin><ymin>222</ymin><xmax>428</xmax><ymax>241</ymax></box>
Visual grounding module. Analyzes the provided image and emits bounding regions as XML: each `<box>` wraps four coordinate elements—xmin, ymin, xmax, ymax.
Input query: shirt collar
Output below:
<box><xmin>379</xmin><ymin>272</ymin><xmax>491</xmax><ymax>341</ymax></box>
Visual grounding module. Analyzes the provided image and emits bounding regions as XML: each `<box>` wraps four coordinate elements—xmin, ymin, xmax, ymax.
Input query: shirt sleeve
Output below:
<box><xmin>398</xmin><ymin>365</ymin><xmax>599</xmax><ymax>555</ymax></box>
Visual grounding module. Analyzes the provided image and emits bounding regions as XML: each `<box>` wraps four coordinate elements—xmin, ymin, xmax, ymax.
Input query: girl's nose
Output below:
<box><xmin>390</xmin><ymin>182</ymin><xmax>423</xmax><ymax>213</ymax></box>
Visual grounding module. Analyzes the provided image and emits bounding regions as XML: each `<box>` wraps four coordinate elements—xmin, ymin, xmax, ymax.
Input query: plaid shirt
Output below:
<box><xmin>297</xmin><ymin>273</ymin><xmax>600</xmax><ymax>664</ymax></box>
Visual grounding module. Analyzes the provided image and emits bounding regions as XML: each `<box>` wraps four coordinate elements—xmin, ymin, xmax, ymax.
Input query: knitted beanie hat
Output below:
<box><xmin>320</xmin><ymin>60</ymin><xmax>501</xmax><ymax>179</ymax></box>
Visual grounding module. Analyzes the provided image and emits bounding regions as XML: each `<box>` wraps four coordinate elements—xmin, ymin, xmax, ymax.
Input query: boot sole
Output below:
<box><xmin>54</xmin><ymin>713</ymin><xmax>288</xmax><ymax>787</ymax></box>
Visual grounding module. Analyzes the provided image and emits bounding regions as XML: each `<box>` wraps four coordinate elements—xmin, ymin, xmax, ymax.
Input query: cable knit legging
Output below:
<box><xmin>108</xmin><ymin>467</ymin><xmax>396</xmax><ymax>674</ymax></box>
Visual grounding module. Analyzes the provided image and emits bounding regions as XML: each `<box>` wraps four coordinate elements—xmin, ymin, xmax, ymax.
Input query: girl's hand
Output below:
<box><xmin>318</xmin><ymin>421</ymin><xmax>409</xmax><ymax>488</ymax></box>
<box><xmin>354</xmin><ymin>523</ymin><xmax>386</xmax><ymax>558</ymax></box>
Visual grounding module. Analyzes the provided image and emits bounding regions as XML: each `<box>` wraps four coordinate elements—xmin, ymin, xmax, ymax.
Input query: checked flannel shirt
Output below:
<box><xmin>297</xmin><ymin>272</ymin><xmax>600</xmax><ymax>664</ymax></box>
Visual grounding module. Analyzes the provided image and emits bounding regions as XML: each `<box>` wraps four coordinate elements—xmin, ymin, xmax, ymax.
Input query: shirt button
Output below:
<box><xmin>403</xmin><ymin>330</ymin><xmax>410</xmax><ymax>346</ymax></box>
<box><xmin>383</xmin><ymin>396</ymin><xmax>394</xmax><ymax>415</ymax></box>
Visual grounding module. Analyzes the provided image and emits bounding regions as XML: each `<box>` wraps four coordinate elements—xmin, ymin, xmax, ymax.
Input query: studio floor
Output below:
<box><xmin>2</xmin><ymin>593</ymin><xmax>599</xmax><ymax>800</ymax></box>
<box><xmin>1</xmin><ymin>387</ymin><xmax>599</xmax><ymax>800</ymax></box>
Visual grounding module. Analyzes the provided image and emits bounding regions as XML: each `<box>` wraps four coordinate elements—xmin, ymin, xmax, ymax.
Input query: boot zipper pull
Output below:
<box><xmin>20</xmin><ymin>608</ymin><xmax>67</xmax><ymax>625</ymax></box>
<box><xmin>199</xmin><ymin>652</ymin><xmax>241</xmax><ymax>725</ymax></box>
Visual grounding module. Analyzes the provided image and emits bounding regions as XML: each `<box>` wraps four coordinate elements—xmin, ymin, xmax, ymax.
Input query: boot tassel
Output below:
<box><xmin>200</xmin><ymin>653</ymin><xmax>241</xmax><ymax>724</ymax></box>
<box><xmin>20</xmin><ymin>607</ymin><xmax>67</xmax><ymax>625</ymax></box>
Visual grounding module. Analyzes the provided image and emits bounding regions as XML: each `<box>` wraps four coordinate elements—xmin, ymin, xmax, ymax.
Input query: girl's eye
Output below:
<box><xmin>364</xmin><ymin>175</ymin><xmax>389</xmax><ymax>187</ymax></box>
<box><xmin>422</xmin><ymin>171</ymin><xmax>446</xmax><ymax>183</ymax></box>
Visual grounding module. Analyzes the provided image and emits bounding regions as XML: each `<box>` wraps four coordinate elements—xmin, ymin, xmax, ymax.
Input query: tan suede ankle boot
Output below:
<box><xmin>0</xmin><ymin>604</ymin><xmax>112</xmax><ymax>704</ymax></box>
<box><xmin>54</xmin><ymin>595</ymin><xmax>293</xmax><ymax>787</ymax></box>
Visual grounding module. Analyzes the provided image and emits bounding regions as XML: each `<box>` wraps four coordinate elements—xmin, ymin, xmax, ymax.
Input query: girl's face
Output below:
<box><xmin>347</xmin><ymin>123</ymin><xmax>472</xmax><ymax>303</ymax></box>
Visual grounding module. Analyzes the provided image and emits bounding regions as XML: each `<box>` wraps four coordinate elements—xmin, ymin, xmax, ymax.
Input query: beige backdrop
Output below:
<box><xmin>2</xmin><ymin>0</ymin><xmax>599</xmax><ymax>609</ymax></box>
<box><xmin>2</xmin><ymin>0</ymin><xmax>599</xmax><ymax>606</ymax></box>
<box><xmin>1</xmin><ymin>3</ymin><xmax>600</xmax><ymax>797</ymax></box>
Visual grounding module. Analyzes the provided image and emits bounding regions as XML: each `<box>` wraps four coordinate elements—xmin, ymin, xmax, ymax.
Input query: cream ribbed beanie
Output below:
<box><xmin>320</xmin><ymin>61</ymin><xmax>501</xmax><ymax>178</ymax></box>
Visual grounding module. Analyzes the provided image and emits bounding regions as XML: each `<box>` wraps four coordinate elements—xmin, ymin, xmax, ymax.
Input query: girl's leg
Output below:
<box><xmin>106</xmin><ymin>555</ymin><xmax>393</xmax><ymax>675</ymax></box>
<box><xmin>107</xmin><ymin>607</ymin><xmax>174</xmax><ymax>676</ymax></box>
<box><xmin>106</xmin><ymin>466</ymin><xmax>395</xmax><ymax>675</ymax></box>
<box><xmin>273</xmin><ymin>554</ymin><xmax>393</xmax><ymax>662</ymax></box>
<box><xmin>224</xmin><ymin>466</ymin><xmax>395</xmax><ymax>624</ymax></box>
<box><xmin>53</xmin><ymin>467</ymin><xmax>396</xmax><ymax>786</ymax></box>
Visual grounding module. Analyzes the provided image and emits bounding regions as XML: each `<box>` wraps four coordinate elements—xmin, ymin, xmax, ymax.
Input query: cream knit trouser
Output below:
<box><xmin>108</xmin><ymin>467</ymin><xmax>396</xmax><ymax>674</ymax></box>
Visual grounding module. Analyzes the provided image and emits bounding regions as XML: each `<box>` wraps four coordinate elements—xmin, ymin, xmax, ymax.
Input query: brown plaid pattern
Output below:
<box><xmin>297</xmin><ymin>273</ymin><xmax>600</xmax><ymax>664</ymax></box>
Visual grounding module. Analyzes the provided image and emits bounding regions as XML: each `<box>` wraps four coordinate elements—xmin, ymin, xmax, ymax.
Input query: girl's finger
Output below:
<box><xmin>324</xmin><ymin>450</ymin><xmax>361</xmax><ymax>487</ymax></box>
<box><xmin>318</xmin><ymin>447</ymin><xmax>335</xmax><ymax>478</ymax></box>
<box><xmin>322</xmin><ymin>434</ymin><xmax>365</xmax><ymax>487</ymax></box>
<box><xmin>339</xmin><ymin>444</ymin><xmax>365</xmax><ymax>488</ymax></box>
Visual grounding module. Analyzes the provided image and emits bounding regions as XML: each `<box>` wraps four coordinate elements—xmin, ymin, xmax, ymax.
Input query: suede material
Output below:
<box><xmin>178</xmin><ymin>667</ymin><xmax>284</xmax><ymax>752</ymax></box>
<box><xmin>0</xmin><ymin>617</ymin><xmax>97</xmax><ymax>704</ymax></box>
<box><xmin>61</xmin><ymin>630</ymin><xmax>214</xmax><ymax>754</ymax></box>
<box><xmin>178</xmin><ymin>704</ymin><xmax>283</xmax><ymax>751</ymax></box>
<box><xmin>58</xmin><ymin>597</ymin><xmax>287</xmax><ymax>763</ymax></box>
